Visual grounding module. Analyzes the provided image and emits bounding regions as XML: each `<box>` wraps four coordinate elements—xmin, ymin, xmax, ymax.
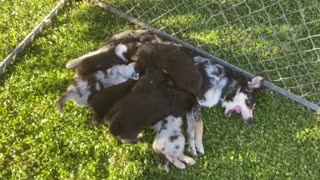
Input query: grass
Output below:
<box><xmin>108</xmin><ymin>0</ymin><xmax>320</xmax><ymax>103</ymax></box>
<box><xmin>0</xmin><ymin>0</ymin><xmax>58</xmax><ymax>60</ymax></box>
<box><xmin>0</xmin><ymin>1</ymin><xmax>319</xmax><ymax>179</ymax></box>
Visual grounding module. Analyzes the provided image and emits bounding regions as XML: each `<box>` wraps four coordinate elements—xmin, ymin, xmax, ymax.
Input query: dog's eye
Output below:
<box><xmin>245</xmin><ymin>99</ymin><xmax>253</xmax><ymax>107</ymax></box>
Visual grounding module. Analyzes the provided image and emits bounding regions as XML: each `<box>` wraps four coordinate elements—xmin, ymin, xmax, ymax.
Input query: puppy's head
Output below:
<box><xmin>131</xmin><ymin>68</ymin><xmax>168</xmax><ymax>93</ymax></box>
<box><xmin>222</xmin><ymin>76</ymin><xmax>264</xmax><ymax>124</ymax></box>
<box><xmin>109</xmin><ymin>116</ymin><xmax>141</xmax><ymax>144</ymax></box>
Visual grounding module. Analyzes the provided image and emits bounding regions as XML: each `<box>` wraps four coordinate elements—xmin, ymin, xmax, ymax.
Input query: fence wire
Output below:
<box><xmin>106</xmin><ymin>0</ymin><xmax>320</xmax><ymax>107</ymax></box>
<box><xmin>0</xmin><ymin>0</ymin><xmax>65</xmax><ymax>74</ymax></box>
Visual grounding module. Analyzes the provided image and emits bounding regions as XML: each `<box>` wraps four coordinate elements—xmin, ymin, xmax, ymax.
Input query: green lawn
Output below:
<box><xmin>0</xmin><ymin>0</ymin><xmax>57</xmax><ymax>60</ymax></box>
<box><xmin>0</xmin><ymin>1</ymin><xmax>319</xmax><ymax>179</ymax></box>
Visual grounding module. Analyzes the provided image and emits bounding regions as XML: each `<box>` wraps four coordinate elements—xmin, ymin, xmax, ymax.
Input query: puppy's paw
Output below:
<box><xmin>175</xmin><ymin>163</ymin><xmax>186</xmax><ymax>170</ymax></box>
<box><xmin>91</xmin><ymin>120</ymin><xmax>100</xmax><ymax>127</ymax></box>
<box><xmin>183</xmin><ymin>156</ymin><xmax>196</xmax><ymax>166</ymax></box>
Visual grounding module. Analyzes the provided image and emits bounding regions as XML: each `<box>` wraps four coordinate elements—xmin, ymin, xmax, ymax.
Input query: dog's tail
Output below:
<box><xmin>56</xmin><ymin>87</ymin><xmax>78</xmax><ymax>114</ymax></box>
<box><xmin>66</xmin><ymin>58</ymin><xmax>83</xmax><ymax>69</ymax></box>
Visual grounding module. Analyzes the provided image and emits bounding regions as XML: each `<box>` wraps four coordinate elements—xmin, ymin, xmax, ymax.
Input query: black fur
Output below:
<box><xmin>105</xmin><ymin>69</ymin><xmax>196</xmax><ymax>144</ymax></box>
<box><xmin>131</xmin><ymin>42</ymin><xmax>203</xmax><ymax>95</ymax></box>
<box><xmin>88</xmin><ymin>79</ymin><xmax>137</xmax><ymax>126</ymax></box>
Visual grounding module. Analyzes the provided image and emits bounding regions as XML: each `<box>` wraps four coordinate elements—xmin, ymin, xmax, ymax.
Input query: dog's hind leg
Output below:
<box><xmin>178</xmin><ymin>154</ymin><xmax>196</xmax><ymax>166</ymax></box>
<box><xmin>186</xmin><ymin>111</ymin><xmax>197</xmax><ymax>156</ymax></box>
<box><xmin>165</xmin><ymin>155</ymin><xmax>186</xmax><ymax>170</ymax></box>
<box><xmin>195</xmin><ymin>116</ymin><xmax>204</xmax><ymax>155</ymax></box>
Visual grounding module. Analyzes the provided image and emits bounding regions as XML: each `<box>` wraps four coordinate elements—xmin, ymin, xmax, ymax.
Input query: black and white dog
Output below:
<box><xmin>187</xmin><ymin>56</ymin><xmax>264</xmax><ymax>156</ymax></box>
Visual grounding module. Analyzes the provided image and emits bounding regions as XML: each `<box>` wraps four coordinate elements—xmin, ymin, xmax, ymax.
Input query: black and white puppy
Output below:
<box><xmin>57</xmin><ymin>62</ymin><xmax>139</xmax><ymax>113</ymax></box>
<box><xmin>105</xmin><ymin>69</ymin><xmax>195</xmax><ymax>144</ymax></box>
<box><xmin>65</xmin><ymin>30</ymin><xmax>159</xmax><ymax>77</ymax></box>
<box><xmin>152</xmin><ymin>115</ymin><xmax>195</xmax><ymax>172</ymax></box>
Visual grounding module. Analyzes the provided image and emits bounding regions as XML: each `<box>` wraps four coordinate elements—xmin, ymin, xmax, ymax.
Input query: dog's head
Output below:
<box><xmin>221</xmin><ymin>76</ymin><xmax>264</xmax><ymax>124</ymax></box>
<box><xmin>131</xmin><ymin>68</ymin><xmax>168</xmax><ymax>93</ymax></box>
<box><xmin>109</xmin><ymin>113</ymin><xmax>141</xmax><ymax>144</ymax></box>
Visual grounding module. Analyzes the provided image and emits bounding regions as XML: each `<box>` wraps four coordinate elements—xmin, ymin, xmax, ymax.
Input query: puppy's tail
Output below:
<box><xmin>56</xmin><ymin>88</ymin><xmax>77</xmax><ymax>114</ymax></box>
<box><xmin>66</xmin><ymin>58</ymin><xmax>83</xmax><ymax>69</ymax></box>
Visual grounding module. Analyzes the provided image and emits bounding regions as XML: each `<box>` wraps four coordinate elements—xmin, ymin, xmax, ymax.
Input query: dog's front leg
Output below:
<box><xmin>186</xmin><ymin>110</ymin><xmax>197</xmax><ymax>156</ymax></box>
<box><xmin>195</xmin><ymin>115</ymin><xmax>204</xmax><ymax>155</ymax></box>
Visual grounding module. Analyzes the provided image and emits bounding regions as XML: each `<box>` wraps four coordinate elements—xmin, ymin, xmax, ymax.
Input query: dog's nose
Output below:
<box><xmin>245</xmin><ymin>118</ymin><xmax>254</xmax><ymax>124</ymax></box>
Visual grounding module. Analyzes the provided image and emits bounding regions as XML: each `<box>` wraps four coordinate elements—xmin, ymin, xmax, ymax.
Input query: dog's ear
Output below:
<box><xmin>248</xmin><ymin>76</ymin><xmax>264</xmax><ymax>90</ymax></box>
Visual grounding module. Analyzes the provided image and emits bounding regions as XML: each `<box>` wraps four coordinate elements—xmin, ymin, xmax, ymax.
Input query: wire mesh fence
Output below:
<box><xmin>106</xmin><ymin>0</ymin><xmax>320</xmax><ymax>106</ymax></box>
<box><xmin>0</xmin><ymin>0</ymin><xmax>59</xmax><ymax>60</ymax></box>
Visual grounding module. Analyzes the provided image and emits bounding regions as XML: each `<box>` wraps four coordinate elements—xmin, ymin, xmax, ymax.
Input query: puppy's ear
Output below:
<box><xmin>248</xmin><ymin>76</ymin><xmax>264</xmax><ymax>90</ymax></box>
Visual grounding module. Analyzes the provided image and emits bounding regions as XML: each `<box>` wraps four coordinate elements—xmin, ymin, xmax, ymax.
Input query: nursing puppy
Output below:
<box><xmin>130</xmin><ymin>42</ymin><xmax>203</xmax><ymax>95</ymax></box>
<box><xmin>66</xmin><ymin>43</ymin><xmax>133</xmax><ymax>77</ymax></box>
<box><xmin>57</xmin><ymin>63</ymin><xmax>139</xmax><ymax>113</ymax></box>
<box><xmin>66</xmin><ymin>30</ymin><xmax>159</xmax><ymax>77</ymax></box>
<box><xmin>152</xmin><ymin>115</ymin><xmax>195</xmax><ymax>172</ymax></box>
<box><xmin>105</xmin><ymin>69</ymin><xmax>195</xmax><ymax>144</ymax></box>
<box><xmin>88</xmin><ymin>79</ymin><xmax>137</xmax><ymax>126</ymax></box>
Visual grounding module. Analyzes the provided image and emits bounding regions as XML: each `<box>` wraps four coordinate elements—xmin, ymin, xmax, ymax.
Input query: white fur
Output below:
<box><xmin>57</xmin><ymin>63</ymin><xmax>139</xmax><ymax>113</ymax></box>
<box><xmin>115</xmin><ymin>43</ymin><xmax>128</xmax><ymax>62</ymax></box>
<box><xmin>152</xmin><ymin>116</ymin><xmax>195</xmax><ymax>172</ymax></box>
<box><xmin>222</xmin><ymin>90</ymin><xmax>253</xmax><ymax>121</ymax></box>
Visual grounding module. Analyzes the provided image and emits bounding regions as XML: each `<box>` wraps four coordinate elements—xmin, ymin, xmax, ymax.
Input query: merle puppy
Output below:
<box><xmin>105</xmin><ymin>69</ymin><xmax>195</xmax><ymax>144</ymax></box>
<box><xmin>88</xmin><ymin>79</ymin><xmax>137</xmax><ymax>126</ymax></box>
<box><xmin>152</xmin><ymin>115</ymin><xmax>195</xmax><ymax>172</ymax></box>
<box><xmin>57</xmin><ymin>62</ymin><xmax>139</xmax><ymax>113</ymax></box>
<box><xmin>130</xmin><ymin>42</ymin><xmax>203</xmax><ymax>95</ymax></box>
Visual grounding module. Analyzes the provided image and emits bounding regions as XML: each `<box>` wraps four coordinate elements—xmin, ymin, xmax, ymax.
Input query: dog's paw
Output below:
<box><xmin>188</xmin><ymin>145</ymin><xmax>198</xmax><ymax>156</ymax></box>
<box><xmin>164</xmin><ymin>162</ymin><xmax>170</xmax><ymax>173</ymax></box>
<box><xmin>184</xmin><ymin>156</ymin><xmax>196</xmax><ymax>166</ymax></box>
<box><xmin>175</xmin><ymin>163</ymin><xmax>186</xmax><ymax>170</ymax></box>
<box><xmin>196</xmin><ymin>144</ymin><xmax>205</xmax><ymax>155</ymax></box>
